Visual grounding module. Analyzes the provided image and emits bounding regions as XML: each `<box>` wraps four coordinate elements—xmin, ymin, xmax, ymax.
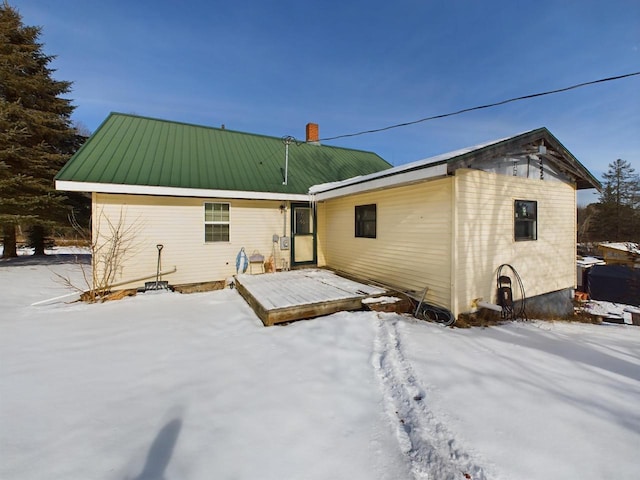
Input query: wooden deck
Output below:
<box><xmin>235</xmin><ymin>269</ymin><xmax>386</xmax><ymax>326</ymax></box>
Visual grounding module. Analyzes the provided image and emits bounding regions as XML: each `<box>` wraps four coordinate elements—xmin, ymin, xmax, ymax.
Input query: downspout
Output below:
<box><xmin>572</xmin><ymin>186</ymin><xmax>578</xmax><ymax>289</ymax></box>
<box><xmin>310</xmin><ymin>193</ymin><xmax>319</xmax><ymax>266</ymax></box>
<box><xmin>281</xmin><ymin>202</ymin><xmax>289</xmax><ymax>270</ymax></box>
<box><xmin>282</xmin><ymin>203</ymin><xmax>287</xmax><ymax>238</ymax></box>
<box><xmin>91</xmin><ymin>192</ymin><xmax>98</xmax><ymax>290</ymax></box>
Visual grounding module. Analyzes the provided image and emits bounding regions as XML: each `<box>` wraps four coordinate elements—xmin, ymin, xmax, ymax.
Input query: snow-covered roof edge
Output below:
<box><xmin>309</xmin><ymin>133</ymin><xmax>515</xmax><ymax>197</ymax></box>
<box><xmin>309</xmin><ymin>130</ymin><xmax>516</xmax><ymax>194</ymax></box>
<box><xmin>309</xmin><ymin>127</ymin><xmax>599</xmax><ymax>200</ymax></box>
<box><xmin>577</xmin><ymin>256</ymin><xmax>606</xmax><ymax>267</ymax></box>
<box><xmin>309</xmin><ymin>132</ymin><xmax>516</xmax><ymax>200</ymax></box>
<box><xmin>600</xmin><ymin>243</ymin><xmax>640</xmax><ymax>255</ymax></box>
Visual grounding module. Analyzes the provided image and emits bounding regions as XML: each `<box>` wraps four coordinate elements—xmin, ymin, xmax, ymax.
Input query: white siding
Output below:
<box><xmin>452</xmin><ymin>169</ymin><xmax>577</xmax><ymax>315</ymax></box>
<box><xmin>93</xmin><ymin>194</ymin><xmax>290</xmax><ymax>289</ymax></box>
<box><xmin>319</xmin><ymin>179</ymin><xmax>453</xmax><ymax>308</ymax></box>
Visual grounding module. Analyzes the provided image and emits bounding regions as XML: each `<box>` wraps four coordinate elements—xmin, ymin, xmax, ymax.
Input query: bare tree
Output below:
<box><xmin>58</xmin><ymin>208</ymin><xmax>142</xmax><ymax>302</ymax></box>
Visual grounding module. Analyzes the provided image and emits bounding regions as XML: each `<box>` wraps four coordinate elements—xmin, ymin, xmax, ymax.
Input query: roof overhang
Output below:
<box><xmin>447</xmin><ymin>128</ymin><xmax>601</xmax><ymax>190</ymax></box>
<box><xmin>310</xmin><ymin>163</ymin><xmax>448</xmax><ymax>201</ymax></box>
<box><xmin>55</xmin><ymin>180</ymin><xmax>310</xmax><ymax>202</ymax></box>
<box><xmin>309</xmin><ymin>127</ymin><xmax>601</xmax><ymax>200</ymax></box>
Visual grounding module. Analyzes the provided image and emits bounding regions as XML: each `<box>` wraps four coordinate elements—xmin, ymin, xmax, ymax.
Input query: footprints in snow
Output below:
<box><xmin>372</xmin><ymin>315</ymin><xmax>487</xmax><ymax>480</ymax></box>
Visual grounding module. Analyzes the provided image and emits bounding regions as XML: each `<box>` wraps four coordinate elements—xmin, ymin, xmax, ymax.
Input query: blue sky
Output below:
<box><xmin>11</xmin><ymin>0</ymin><xmax>640</xmax><ymax>204</ymax></box>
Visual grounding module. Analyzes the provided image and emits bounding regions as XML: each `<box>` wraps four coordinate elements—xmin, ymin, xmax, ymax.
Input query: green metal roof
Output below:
<box><xmin>55</xmin><ymin>113</ymin><xmax>392</xmax><ymax>195</ymax></box>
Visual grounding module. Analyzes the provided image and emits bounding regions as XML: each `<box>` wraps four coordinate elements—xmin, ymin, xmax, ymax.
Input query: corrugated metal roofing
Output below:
<box><xmin>56</xmin><ymin>113</ymin><xmax>392</xmax><ymax>195</ymax></box>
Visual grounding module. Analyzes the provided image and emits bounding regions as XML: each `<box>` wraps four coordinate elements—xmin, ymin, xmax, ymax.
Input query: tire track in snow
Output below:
<box><xmin>372</xmin><ymin>315</ymin><xmax>487</xmax><ymax>480</ymax></box>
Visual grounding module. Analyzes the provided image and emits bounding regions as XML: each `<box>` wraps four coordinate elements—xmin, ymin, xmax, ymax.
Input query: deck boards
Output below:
<box><xmin>235</xmin><ymin>269</ymin><xmax>386</xmax><ymax>326</ymax></box>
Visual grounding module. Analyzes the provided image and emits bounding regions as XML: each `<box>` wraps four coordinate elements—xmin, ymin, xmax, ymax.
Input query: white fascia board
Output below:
<box><xmin>311</xmin><ymin>163</ymin><xmax>448</xmax><ymax>201</ymax></box>
<box><xmin>310</xmin><ymin>135</ymin><xmax>514</xmax><ymax>197</ymax></box>
<box><xmin>55</xmin><ymin>180</ymin><xmax>309</xmax><ymax>202</ymax></box>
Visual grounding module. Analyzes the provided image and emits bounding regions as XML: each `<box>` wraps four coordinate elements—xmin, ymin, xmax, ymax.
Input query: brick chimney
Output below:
<box><xmin>306</xmin><ymin>122</ymin><xmax>319</xmax><ymax>144</ymax></box>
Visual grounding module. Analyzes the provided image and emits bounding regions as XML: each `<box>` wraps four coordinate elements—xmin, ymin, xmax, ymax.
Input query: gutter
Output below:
<box><xmin>55</xmin><ymin>181</ymin><xmax>309</xmax><ymax>202</ymax></box>
<box><xmin>310</xmin><ymin>163</ymin><xmax>448</xmax><ymax>201</ymax></box>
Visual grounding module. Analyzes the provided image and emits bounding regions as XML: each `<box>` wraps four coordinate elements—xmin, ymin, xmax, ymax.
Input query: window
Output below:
<box><xmin>514</xmin><ymin>200</ymin><xmax>537</xmax><ymax>241</ymax></box>
<box><xmin>294</xmin><ymin>207</ymin><xmax>313</xmax><ymax>235</ymax></box>
<box><xmin>355</xmin><ymin>204</ymin><xmax>376</xmax><ymax>238</ymax></box>
<box><xmin>204</xmin><ymin>202</ymin><xmax>229</xmax><ymax>242</ymax></box>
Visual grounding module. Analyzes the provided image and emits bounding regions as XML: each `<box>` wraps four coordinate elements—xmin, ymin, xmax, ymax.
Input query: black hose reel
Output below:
<box><xmin>497</xmin><ymin>275</ymin><xmax>514</xmax><ymax>319</ymax></box>
<box><xmin>496</xmin><ymin>264</ymin><xmax>528</xmax><ymax>321</ymax></box>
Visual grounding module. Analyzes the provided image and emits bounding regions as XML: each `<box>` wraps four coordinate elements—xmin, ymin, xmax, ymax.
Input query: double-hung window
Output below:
<box><xmin>204</xmin><ymin>202</ymin><xmax>230</xmax><ymax>242</ymax></box>
<box><xmin>514</xmin><ymin>200</ymin><xmax>537</xmax><ymax>241</ymax></box>
<box><xmin>355</xmin><ymin>204</ymin><xmax>376</xmax><ymax>238</ymax></box>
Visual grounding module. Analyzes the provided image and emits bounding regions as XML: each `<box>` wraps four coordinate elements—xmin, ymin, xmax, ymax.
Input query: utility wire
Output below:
<box><xmin>317</xmin><ymin>71</ymin><xmax>640</xmax><ymax>143</ymax></box>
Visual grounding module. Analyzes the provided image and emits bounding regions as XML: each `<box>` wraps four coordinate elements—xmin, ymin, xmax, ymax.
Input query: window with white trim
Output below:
<box><xmin>204</xmin><ymin>202</ymin><xmax>230</xmax><ymax>242</ymax></box>
<box><xmin>514</xmin><ymin>200</ymin><xmax>537</xmax><ymax>241</ymax></box>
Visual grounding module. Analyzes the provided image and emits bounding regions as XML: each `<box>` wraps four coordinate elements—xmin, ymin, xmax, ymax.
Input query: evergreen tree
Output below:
<box><xmin>590</xmin><ymin>159</ymin><xmax>640</xmax><ymax>242</ymax></box>
<box><xmin>0</xmin><ymin>2</ymin><xmax>81</xmax><ymax>257</ymax></box>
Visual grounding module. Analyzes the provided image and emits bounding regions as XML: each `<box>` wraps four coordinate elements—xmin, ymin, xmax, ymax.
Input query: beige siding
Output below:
<box><xmin>93</xmin><ymin>193</ymin><xmax>290</xmax><ymax>289</ymax></box>
<box><xmin>453</xmin><ymin>169</ymin><xmax>577</xmax><ymax>315</ymax></box>
<box><xmin>320</xmin><ymin>179</ymin><xmax>453</xmax><ymax>308</ymax></box>
<box><xmin>316</xmin><ymin>202</ymin><xmax>327</xmax><ymax>266</ymax></box>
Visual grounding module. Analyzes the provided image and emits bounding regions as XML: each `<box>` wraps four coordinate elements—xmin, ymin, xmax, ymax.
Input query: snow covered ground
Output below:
<box><xmin>1</xmin><ymin>256</ymin><xmax>639</xmax><ymax>479</ymax></box>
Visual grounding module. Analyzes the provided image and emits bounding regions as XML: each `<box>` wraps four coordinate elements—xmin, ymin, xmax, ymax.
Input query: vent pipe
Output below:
<box><xmin>282</xmin><ymin>136</ymin><xmax>294</xmax><ymax>185</ymax></box>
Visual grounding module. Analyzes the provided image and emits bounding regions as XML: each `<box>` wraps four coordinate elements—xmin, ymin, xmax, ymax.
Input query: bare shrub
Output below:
<box><xmin>57</xmin><ymin>208</ymin><xmax>142</xmax><ymax>302</ymax></box>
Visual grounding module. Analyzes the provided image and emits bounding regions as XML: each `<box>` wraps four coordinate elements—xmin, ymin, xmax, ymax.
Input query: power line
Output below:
<box><xmin>317</xmin><ymin>71</ymin><xmax>640</xmax><ymax>142</ymax></box>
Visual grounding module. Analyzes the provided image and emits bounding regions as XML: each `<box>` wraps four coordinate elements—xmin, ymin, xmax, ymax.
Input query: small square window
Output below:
<box><xmin>205</xmin><ymin>202</ymin><xmax>230</xmax><ymax>242</ymax></box>
<box><xmin>205</xmin><ymin>224</ymin><xmax>229</xmax><ymax>242</ymax></box>
<box><xmin>355</xmin><ymin>204</ymin><xmax>376</xmax><ymax>238</ymax></box>
<box><xmin>514</xmin><ymin>200</ymin><xmax>537</xmax><ymax>241</ymax></box>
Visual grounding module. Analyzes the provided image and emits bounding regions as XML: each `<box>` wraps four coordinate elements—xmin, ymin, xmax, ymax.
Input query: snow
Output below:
<box><xmin>600</xmin><ymin>242</ymin><xmax>640</xmax><ymax>255</ymax></box>
<box><xmin>2</xmin><ymin>255</ymin><xmax>640</xmax><ymax>479</ymax></box>
<box><xmin>0</xmin><ymin>245</ymin><xmax>90</xmax><ymax>257</ymax></box>
<box><xmin>576</xmin><ymin>256</ymin><xmax>605</xmax><ymax>267</ymax></box>
<box><xmin>583</xmin><ymin>300</ymin><xmax>640</xmax><ymax>323</ymax></box>
<box><xmin>236</xmin><ymin>269</ymin><xmax>385</xmax><ymax>309</ymax></box>
<box><xmin>362</xmin><ymin>296</ymin><xmax>401</xmax><ymax>305</ymax></box>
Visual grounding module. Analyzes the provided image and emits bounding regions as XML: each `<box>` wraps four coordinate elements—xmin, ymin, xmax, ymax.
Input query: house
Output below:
<box><xmin>56</xmin><ymin>114</ymin><xmax>601</xmax><ymax>319</ymax></box>
<box><xmin>598</xmin><ymin>242</ymin><xmax>640</xmax><ymax>268</ymax></box>
<box><xmin>55</xmin><ymin>113</ymin><xmax>391</xmax><ymax>288</ymax></box>
<box><xmin>310</xmin><ymin>128</ymin><xmax>601</xmax><ymax>318</ymax></box>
